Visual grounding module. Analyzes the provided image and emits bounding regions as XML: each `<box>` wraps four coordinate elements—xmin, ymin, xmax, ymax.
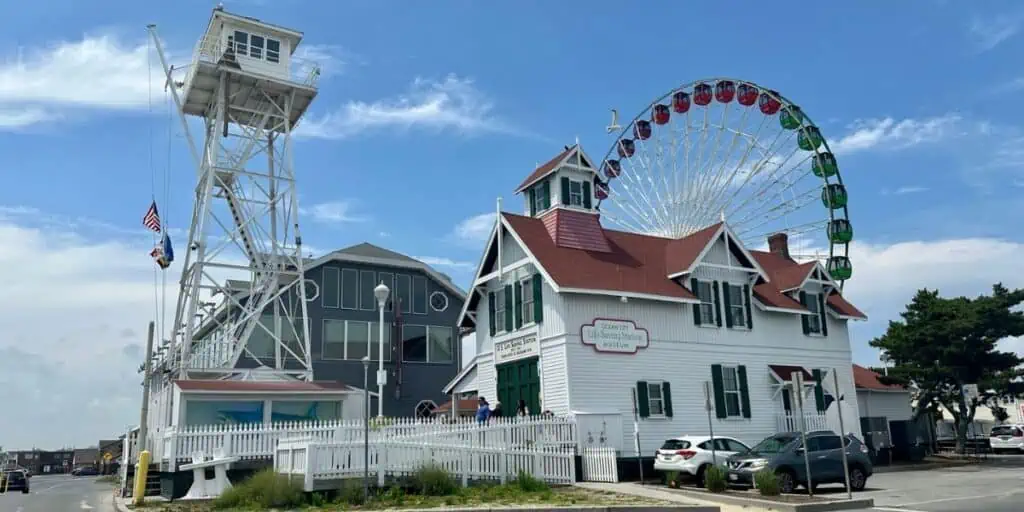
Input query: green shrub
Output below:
<box><xmin>703</xmin><ymin>465</ymin><xmax>727</xmax><ymax>493</ymax></box>
<box><xmin>512</xmin><ymin>470</ymin><xmax>548</xmax><ymax>493</ymax></box>
<box><xmin>412</xmin><ymin>464</ymin><xmax>458</xmax><ymax>496</ymax></box>
<box><xmin>213</xmin><ymin>468</ymin><xmax>306</xmax><ymax>509</ymax></box>
<box><xmin>664</xmin><ymin>470</ymin><xmax>680</xmax><ymax>487</ymax></box>
<box><xmin>754</xmin><ymin>469</ymin><xmax>781</xmax><ymax>496</ymax></box>
<box><xmin>336</xmin><ymin>479</ymin><xmax>369</xmax><ymax>506</ymax></box>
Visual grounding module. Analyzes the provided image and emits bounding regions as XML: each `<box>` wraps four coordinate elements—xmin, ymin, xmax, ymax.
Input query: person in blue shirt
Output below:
<box><xmin>475</xmin><ymin>397</ymin><xmax>491</xmax><ymax>424</ymax></box>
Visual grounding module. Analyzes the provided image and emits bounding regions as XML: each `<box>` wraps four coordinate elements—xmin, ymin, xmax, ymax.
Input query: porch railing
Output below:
<box><xmin>776</xmin><ymin>412</ymin><xmax>830</xmax><ymax>433</ymax></box>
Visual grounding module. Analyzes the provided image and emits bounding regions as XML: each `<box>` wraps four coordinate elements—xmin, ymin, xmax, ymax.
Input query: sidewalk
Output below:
<box><xmin>576</xmin><ymin>482</ymin><xmax>752</xmax><ymax>512</ymax></box>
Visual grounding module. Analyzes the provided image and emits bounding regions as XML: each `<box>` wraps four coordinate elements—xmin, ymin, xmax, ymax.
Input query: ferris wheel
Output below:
<box><xmin>595</xmin><ymin>78</ymin><xmax>853</xmax><ymax>285</ymax></box>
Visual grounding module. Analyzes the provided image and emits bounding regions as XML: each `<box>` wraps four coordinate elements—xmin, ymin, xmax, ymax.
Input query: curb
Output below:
<box><xmin>371</xmin><ymin>508</ymin><xmax>720</xmax><ymax>512</ymax></box>
<box><xmin>111</xmin><ymin>494</ymin><xmax>131</xmax><ymax>512</ymax></box>
<box><xmin>668</xmin><ymin>489</ymin><xmax>873</xmax><ymax>512</ymax></box>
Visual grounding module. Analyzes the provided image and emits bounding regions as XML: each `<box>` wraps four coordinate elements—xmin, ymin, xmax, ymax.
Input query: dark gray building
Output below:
<box><xmin>196</xmin><ymin>243</ymin><xmax>467</xmax><ymax>418</ymax></box>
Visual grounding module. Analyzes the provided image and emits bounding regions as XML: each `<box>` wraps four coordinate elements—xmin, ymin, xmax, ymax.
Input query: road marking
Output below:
<box><xmin>896</xmin><ymin>489</ymin><xmax>1024</xmax><ymax>507</ymax></box>
<box><xmin>872</xmin><ymin>507</ymin><xmax>927</xmax><ymax>512</ymax></box>
<box><xmin>79</xmin><ymin>499</ymin><xmax>94</xmax><ymax>510</ymax></box>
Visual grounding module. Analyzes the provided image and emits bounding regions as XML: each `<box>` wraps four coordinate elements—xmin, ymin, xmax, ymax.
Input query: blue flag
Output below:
<box><xmin>162</xmin><ymin>232</ymin><xmax>174</xmax><ymax>264</ymax></box>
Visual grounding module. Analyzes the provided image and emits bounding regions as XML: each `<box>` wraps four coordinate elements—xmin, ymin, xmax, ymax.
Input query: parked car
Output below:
<box><xmin>989</xmin><ymin>424</ymin><xmax>1024</xmax><ymax>453</ymax></box>
<box><xmin>71</xmin><ymin>466</ymin><xmax>99</xmax><ymax>476</ymax></box>
<box><xmin>654</xmin><ymin>435</ymin><xmax>751</xmax><ymax>487</ymax></box>
<box><xmin>726</xmin><ymin>430</ymin><xmax>873</xmax><ymax>494</ymax></box>
<box><xmin>0</xmin><ymin>470</ymin><xmax>30</xmax><ymax>493</ymax></box>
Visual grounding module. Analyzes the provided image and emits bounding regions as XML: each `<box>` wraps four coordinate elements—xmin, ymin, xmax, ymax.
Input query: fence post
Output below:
<box><xmin>304</xmin><ymin>442</ymin><xmax>315</xmax><ymax>492</ymax></box>
<box><xmin>377</xmin><ymin>441</ymin><xmax>385</xmax><ymax>487</ymax></box>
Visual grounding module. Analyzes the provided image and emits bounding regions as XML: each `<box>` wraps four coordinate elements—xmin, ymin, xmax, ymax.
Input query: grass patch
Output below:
<box><xmin>95</xmin><ymin>475</ymin><xmax>120</xmax><ymax>485</ymax></box>
<box><xmin>212</xmin><ymin>468</ymin><xmax>305</xmax><ymax>510</ymax></box>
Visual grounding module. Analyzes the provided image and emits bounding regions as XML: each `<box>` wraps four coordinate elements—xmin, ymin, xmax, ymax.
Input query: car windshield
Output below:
<box><xmin>660</xmin><ymin>439</ymin><xmax>691</xmax><ymax>450</ymax></box>
<box><xmin>992</xmin><ymin>426</ymin><xmax>1021</xmax><ymax>436</ymax></box>
<box><xmin>746</xmin><ymin>435</ymin><xmax>796</xmax><ymax>455</ymax></box>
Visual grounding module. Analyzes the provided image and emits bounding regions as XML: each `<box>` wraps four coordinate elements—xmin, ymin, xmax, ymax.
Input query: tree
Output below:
<box><xmin>870</xmin><ymin>284</ymin><xmax>1024</xmax><ymax>452</ymax></box>
<box><xmin>992</xmin><ymin>405</ymin><xmax>1010</xmax><ymax>424</ymax></box>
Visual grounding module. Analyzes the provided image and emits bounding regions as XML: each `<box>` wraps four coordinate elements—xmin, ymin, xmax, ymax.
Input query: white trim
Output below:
<box><xmin>429</xmin><ymin>290</ymin><xmax>449</xmax><ymax>312</ymax></box>
<box><xmin>752</xmin><ymin>298</ymin><xmax>808</xmax><ymax>315</ymax></box>
<box><xmin>785</xmin><ymin>261</ymin><xmax>841</xmax><ymax>293</ymax></box>
<box><xmin>305</xmin><ymin>251</ymin><xmax>466</xmax><ymax>300</ymax></box>
<box><xmin>828</xmin><ymin>309</ymin><xmax>868</xmax><ymax>322</ymax></box>
<box><xmin>559</xmin><ymin>287</ymin><xmax>702</xmax><ymax>304</ymax></box>
<box><xmin>176</xmin><ymin>388</ymin><xmax>355</xmax><ymax>396</ymax></box>
<box><xmin>473</xmin><ymin>257</ymin><xmax>532</xmax><ymax>287</ymax></box>
<box><xmin>513</xmin><ymin>145</ymin><xmax>597</xmax><ymax>193</ymax></box>
<box><xmin>456</xmin><ymin>218</ymin><xmax>502</xmax><ymax>328</ymax></box>
<box><xmin>719</xmin><ymin>365</ymin><xmax>745</xmax><ymax>419</ymax></box>
<box><xmin>644</xmin><ymin>380</ymin><xmax>668</xmax><ymax>419</ymax></box>
<box><xmin>672</xmin><ymin>223</ymin><xmax>771</xmax><ymax>283</ymax></box>
<box><xmin>499</xmin><ymin>215</ymin><xmax>561</xmax><ymax>293</ymax></box>
<box><xmin>442</xmin><ymin>357</ymin><xmax>479</xmax><ymax>394</ymax></box>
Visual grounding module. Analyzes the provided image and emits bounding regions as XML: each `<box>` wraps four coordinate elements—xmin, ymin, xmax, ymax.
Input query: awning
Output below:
<box><xmin>769</xmin><ymin>365</ymin><xmax>813</xmax><ymax>383</ymax></box>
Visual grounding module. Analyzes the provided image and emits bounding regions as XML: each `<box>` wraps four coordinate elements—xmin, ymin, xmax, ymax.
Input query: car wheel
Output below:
<box><xmin>22</xmin><ymin>488</ymin><xmax>29</xmax><ymax>494</ymax></box>
<box><xmin>849</xmin><ymin>466</ymin><xmax>867</xmax><ymax>492</ymax></box>
<box><xmin>776</xmin><ymin>469</ymin><xmax>796</xmax><ymax>494</ymax></box>
<box><xmin>695</xmin><ymin>465</ymin><xmax>708</xmax><ymax>488</ymax></box>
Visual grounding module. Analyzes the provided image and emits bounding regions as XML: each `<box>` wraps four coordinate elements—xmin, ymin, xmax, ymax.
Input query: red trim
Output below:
<box><xmin>579</xmin><ymin>317</ymin><xmax>650</xmax><ymax>354</ymax></box>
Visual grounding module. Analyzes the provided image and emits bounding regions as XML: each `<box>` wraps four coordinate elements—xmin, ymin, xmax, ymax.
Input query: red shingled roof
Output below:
<box><xmin>540</xmin><ymin>208</ymin><xmax>611</xmax><ymax>253</ymax></box>
<box><xmin>852</xmin><ymin>364</ymin><xmax>904</xmax><ymax>391</ymax></box>
<box><xmin>515</xmin><ymin>145</ymin><xmax>576</xmax><ymax>193</ymax></box>
<box><xmin>503</xmin><ymin>212</ymin><xmax>698</xmax><ymax>301</ymax></box>
<box><xmin>828</xmin><ymin>294</ymin><xmax>867</xmax><ymax>320</ymax></box>
<box><xmin>665</xmin><ymin>223</ymin><xmax>723</xmax><ymax>276</ymax></box>
<box><xmin>175</xmin><ymin>380</ymin><xmax>349</xmax><ymax>393</ymax></box>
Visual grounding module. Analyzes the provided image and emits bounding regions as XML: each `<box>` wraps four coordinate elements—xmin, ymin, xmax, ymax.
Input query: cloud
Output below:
<box><xmin>291</xmin><ymin>44</ymin><xmax>360</xmax><ymax>80</ymax></box>
<box><xmin>415</xmin><ymin>256</ymin><xmax>476</xmax><ymax>270</ymax></box>
<box><xmin>301</xmin><ymin>201</ymin><xmax>368</xmax><ymax>224</ymax></box>
<box><xmin>828</xmin><ymin>115</ymin><xmax>964</xmax><ymax>155</ymax></box>
<box><xmin>967</xmin><ymin>13</ymin><xmax>1023</xmax><ymax>52</ymax></box>
<box><xmin>0</xmin><ymin>33</ymin><xmax>166</xmax><ymax>129</ymax></box>
<box><xmin>297</xmin><ymin>74</ymin><xmax>532</xmax><ymax>140</ymax></box>
<box><xmin>881</xmin><ymin>186</ymin><xmax>928</xmax><ymax>196</ymax></box>
<box><xmin>449</xmin><ymin>212</ymin><xmax>496</xmax><ymax>249</ymax></box>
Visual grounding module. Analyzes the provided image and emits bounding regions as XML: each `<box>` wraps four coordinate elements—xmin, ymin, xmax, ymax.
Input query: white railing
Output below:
<box><xmin>776</xmin><ymin>412</ymin><xmax>830</xmax><ymax>433</ymax></box>
<box><xmin>185</xmin><ymin>35</ymin><xmax>322</xmax><ymax>89</ymax></box>
<box><xmin>144</xmin><ymin>416</ymin><xmax>577</xmax><ymax>471</ymax></box>
<box><xmin>276</xmin><ymin>438</ymin><xmax>576</xmax><ymax>491</ymax></box>
<box><xmin>580</xmin><ymin>447</ymin><xmax>618</xmax><ymax>483</ymax></box>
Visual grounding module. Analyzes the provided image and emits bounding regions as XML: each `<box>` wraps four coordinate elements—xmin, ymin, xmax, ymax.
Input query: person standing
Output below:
<box><xmin>515</xmin><ymin>399</ymin><xmax>529</xmax><ymax>417</ymax></box>
<box><xmin>491</xmin><ymin>400</ymin><xmax>504</xmax><ymax>420</ymax></box>
<box><xmin>475</xmin><ymin>397</ymin><xmax>491</xmax><ymax>424</ymax></box>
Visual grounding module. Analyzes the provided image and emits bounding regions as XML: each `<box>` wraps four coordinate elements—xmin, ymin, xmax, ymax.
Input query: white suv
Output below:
<box><xmin>654</xmin><ymin>435</ymin><xmax>750</xmax><ymax>487</ymax></box>
<box><xmin>989</xmin><ymin>424</ymin><xmax>1024</xmax><ymax>453</ymax></box>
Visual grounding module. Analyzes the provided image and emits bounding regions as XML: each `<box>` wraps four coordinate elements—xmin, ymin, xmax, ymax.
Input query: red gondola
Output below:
<box><xmin>737</xmin><ymin>83</ymin><xmax>758</xmax><ymax>106</ymax></box>
<box><xmin>594</xmin><ymin>181</ymin><xmax>609</xmax><ymax>200</ymax></box>
<box><xmin>617</xmin><ymin>139</ymin><xmax>636</xmax><ymax>158</ymax></box>
<box><xmin>693</xmin><ymin>82</ymin><xmax>713</xmax><ymax>106</ymax></box>
<box><xmin>715</xmin><ymin>80</ymin><xmax>736</xmax><ymax>103</ymax></box>
<box><xmin>652</xmin><ymin>104</ymin><xmax>671</xmax><ymax>125</ymax></box>
<box><xmin>672</xmin><ymin>91</ymin><xmax>691</xmax><ymax>113</ymax></box>
<box><xmin>603</xmin><ymin>159</ymin><xmax>622</xmax><ymax>178</ymax></box>
<box><xmin>634</xmin><ymin>120</ymin><xmax>652</xmax><ymax>140</ymax></box>
<box><xmin>759</xmin><ymin>89</ymin><xmax>782</xmax><ymax>115</ymax></box>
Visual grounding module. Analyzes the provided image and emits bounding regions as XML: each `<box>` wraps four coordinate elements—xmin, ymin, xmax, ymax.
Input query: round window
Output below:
<box><xmin>429</xmin><ymin>291</ymin><xmax>449</xmax><ymax>312</ymax></box>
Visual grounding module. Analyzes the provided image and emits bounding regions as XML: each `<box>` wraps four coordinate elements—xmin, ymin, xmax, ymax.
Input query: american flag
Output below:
<box><xmin>143</xmin><ymin>201</ymin><xmax>161</xmax><ymax>233</ymax></box>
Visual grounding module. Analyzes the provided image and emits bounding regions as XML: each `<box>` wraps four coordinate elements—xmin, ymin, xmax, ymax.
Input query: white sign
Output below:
<box><xmin>494</xmin><ymin>335</ymin><xmax>539</xmax><ymax>364</ymax></box>
<box><xmin>581</xmin><ymin>318</ymin><xmax>649</xmax><ymax>353</ymax></box>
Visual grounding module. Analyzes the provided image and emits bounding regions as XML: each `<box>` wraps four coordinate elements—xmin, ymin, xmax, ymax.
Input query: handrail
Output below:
<box><xmin>185</xmin><ymin>35</ymin><xmax>322</xmax><ymax>89</ymax></box>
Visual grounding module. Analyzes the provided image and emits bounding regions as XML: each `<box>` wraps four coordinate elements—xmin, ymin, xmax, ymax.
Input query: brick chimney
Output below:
<box><xmin>767</xmin><ymin>232</ymin><xmax>790</xmax><ymax>260</ymax></box>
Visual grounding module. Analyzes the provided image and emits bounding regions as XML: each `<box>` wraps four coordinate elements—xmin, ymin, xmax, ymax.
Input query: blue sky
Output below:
<box><xmin>1</xmin><ymin>0</ymin><xmax>1023</xmax><ymax>447</ymax></box>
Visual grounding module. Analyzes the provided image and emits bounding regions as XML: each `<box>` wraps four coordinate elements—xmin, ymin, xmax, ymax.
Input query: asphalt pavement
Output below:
<box><xmin>0</xmin><ymin>474</ymin><xmax>113</xmax><ymax>512</ymax></box>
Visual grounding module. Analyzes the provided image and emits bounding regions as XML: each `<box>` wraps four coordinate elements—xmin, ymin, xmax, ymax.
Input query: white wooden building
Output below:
<box><xmin>448</xmin><ymin>144</ymin><xmax>868</xmax><ymax>457</ymax></box>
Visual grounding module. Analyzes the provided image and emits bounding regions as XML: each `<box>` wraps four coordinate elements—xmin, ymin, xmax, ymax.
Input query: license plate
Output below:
<box><xmin>1000</xmin><ymin>436</ymin><xmax>1011</xmax><ymax>440</ymax></box>
<box><xmin>729</xmin><ymin>473</ymin><xmax>738</xmax><ymax>481</ymax></box>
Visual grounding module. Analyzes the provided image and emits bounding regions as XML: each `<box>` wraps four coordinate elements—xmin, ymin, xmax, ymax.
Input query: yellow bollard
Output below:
<box><xmin>132</xmin><ymin>450</ymin><xmax>151</xmax><ymax>506</ymax></box>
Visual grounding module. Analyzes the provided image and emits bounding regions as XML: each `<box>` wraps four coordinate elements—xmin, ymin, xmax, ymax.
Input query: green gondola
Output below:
<box><xmin>827</xmin><ymin>219</ymin><xmax>854</xmax><ymax>243</ymax></box>
<box><xmin>812</xmin><ymin>152</ymin><xmax>838</xmax><ymax>178</ymax></box>
<box><xmin>821</xmin><ymin>183</ymin><xmax>847</xmax><ymax>209</ymax></box>
<box><xmin>827</xmin><ymin>256</ymin><xmax>853</xmax><ymax>281</ymax></box>
<box><xmin>780</xmin><ymin>105</ymin><xmax>804</xmax><ymax>130</ymax></box>
<box><xmin>798</xmin><ymin>126</ymin><xmax>824</xmax><ymax>151</ymax></box>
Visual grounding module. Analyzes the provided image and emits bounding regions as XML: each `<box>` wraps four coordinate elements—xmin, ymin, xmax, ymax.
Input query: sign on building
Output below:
<box><xmin>580</xmin><ymin>318</ymin><xmax>650</xmax><ymax>353</ymax></box>
<box><xmin>494</xmin><ymin>335</ymin><xmax>540</xmax><ymax>364</ymax></box>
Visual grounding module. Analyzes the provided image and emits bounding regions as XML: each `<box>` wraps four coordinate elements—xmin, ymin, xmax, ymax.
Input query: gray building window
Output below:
<box><xmin>322</xmin><ymin>267</ymin><xmax>340</xmax><ymax>308</ymax></box>
<box><xmin>378</xmin><ymin>272</ymin><xmax>394</xmax><ymax>312</ymax></box>
<box><xmin>397</xmin><ymin>274</ymin><xmax>412</xmax><ymax>314</ymax></box>
<box><xmin>360</xmin><ymin>270</ymin><xmax>376</xmax><ymax>311</ymax></box>
<box><xmin>402</xmin><ymin>325</ymin><xmax>453</xmax><ymax>363</ymax></box>
<box><xmin>341</xmin><ymin>269</ymin><xmax>358</xmax><ymax>310</ymax></box>
<box><xmin>412</xmin><ymin>276</ymin><xmax>427</xmax><ymax>314</ymax></box>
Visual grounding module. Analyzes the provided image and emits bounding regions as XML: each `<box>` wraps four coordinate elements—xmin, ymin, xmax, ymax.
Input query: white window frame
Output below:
<box><xmin>696</xmin><ymin>280</ymin><xmax>716</xmax><ymax>325</ymax></box>
<box><xmin>520</xmin><ymin>277</ymin><xmax>535</xmax><ymax>326</ymax></box>
<box><xmin>532</xmin><ymin>185</ymin><xmax>547</xmax><ymax>213</ymax></box>
<box><xmin>232</xmin><ymin>30</ymin><xmax>249</xmax><ymax>56</ymax></box>
<box><xmin>266</xmin><ymin>38</ymin><xmax>281</xmax><ymax>63</ymax></box>
<box><xmin>568</xmin><ymin>180</ymin><xmax>584</xmax><ymax>206</ymax></box>
<box><xmin>345</xmin><ymin>320</ymin><xmax>371</xmax><ymax>361</ymax></box>
<box><xmin>321</xmin><ymin>318</ymin><xmax>346</xmax><ymax>360</ymax></box>
<box><xmin>805</xmin><ymin>293</ymin><xmax>823</xmax><ymax>335</ymax></box>
<box><xmin>494</xmin><ymin>289</ymin><xmax>506</xmax><ymax>334</ymax></box>
<box><xmin>249</xmin><ymin>33</ymin><xmax>265</xmax><ymax>59</ymax></box>
<box><xmin>726</xmin><ymin>283</ymin><xmax>747</xmax><ymax>329</ymax></box>
<box><xmin>721</xmin><ymin>366</ymin><xmax>744</xmax><ymax>418</ymax></box>
<box><xmin>646</xmin><ymin>381</ymin><xmax>666</xmax><ymax>418</ymax></box>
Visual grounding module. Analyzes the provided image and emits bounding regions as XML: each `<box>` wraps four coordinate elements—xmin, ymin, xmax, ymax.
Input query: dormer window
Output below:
<box><xmin>230</xmin><ymin>30</ymin><xmax>282</xmax><ymax>64</ymax></box>
<box><xmin>799</xmin><ymin>291</ymin><xmax>827</xmax><ymax>336</ymax></box>
<box><xmin>560</xmin><ymin>177</ymin><xmax>592</xmax><ymax>209</ymax></box>
<box><xmin>568</xmin><ymin>180</ymin><xmax>584</xmax><ymax>206</ymax></box>
<box><xmin>266</xmin><ymin>39</ymin><xmax>281</xmax><ymax>63</ymax></box>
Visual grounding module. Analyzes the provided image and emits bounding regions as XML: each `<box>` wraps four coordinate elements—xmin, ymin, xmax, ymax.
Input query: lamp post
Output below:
<box><xmin>361</xmin><ymin>356</ymin><xmax>370</xmax><ymax>503</ymax></box>
<box><xmin>373</xmin><ymin>281</ymin><xmax>391</xmax><ymax>418</ymax></box>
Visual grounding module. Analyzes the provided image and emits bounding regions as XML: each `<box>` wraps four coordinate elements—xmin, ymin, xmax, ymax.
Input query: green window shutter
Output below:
<box><xmin>799</xmin><ymin>291</ymin><xmax>810</xmax><ymax>335</ymax></box>
<box><xmin>723</xmin><ymin>284</ymin><xmax>734</xmax><ymax>328</ymax></box>
<box><xmin>812</xmin><ymin>369</ymin><xmax>826</xmax><ymax>412</ymax></box>
<box><xmin>782</xmin><ymin>388</ymin><xmax>792</xmax><ymax>412</ymax></box>
<box><xmin>542</xmin><ymin>180</ymin><xmax>551</xmax><ymax>209</ymax></box>
<box><xmin>711</xmin><ymin>365</ymin><xmax>727</xmax><ymax>419</ymax></box>
<box><xmin>738</xmin><ymin>365</ymin><xmax>751</xmax><ymax>418</ymax></box>
<box><xmin>488</xmin><ymin>292</ymin><xmax>496</xmax><ymax>336</ymax></box>
<box><xmin>744</xmin><ymin>284</ymin><xmax>753</xmax><ymax>329</ymax></box>
<box><xmin>662</xmin><ymin>382</ymin><xmax>674</xmax><ymax>417</ymax></box>
<box><xmin>713</xmin><ymin>281</ymin><xmax>722</xmax><ymax>327</ymax></box>
<box><xmin>636</xmin><ymin>381</ymin><xmax>650</xmax><ymax>418</ymax></box>
<box><xmin>528</xmin><ymin>188</ymin><xmax>537</xmax><ymax>217</ymax></box>
<box><xmin>503</xmin><ymin>285</ymin><xmax>514</xmax><ymax>332</ymax></box>
<box><xmin>582</xmin><ymin>181</ymin><xmax>592</xmax><ymax>209</ymax></box>
<box><xmin>532</xmin><ymin>274</ymin><xmax>543</xmax><ymax>323</ymax></box>
<box><xmin>560</xmin><ymin>177</ymin><xmax>571</xmax><ymax>205</ymax></box>
<box><xmin>818</xmin><ymin>294</ymin><xmax>828</xmax><ymax>336</ymax></box>
<box><xmin>513</xmin><ymin>282</ymin><xmax>523</xmax><ymax>329</ymax></box>
<box><xmin>691</xmin><ymin>278</ymin><xmax>702</xmax><ymax>326</ymax></box>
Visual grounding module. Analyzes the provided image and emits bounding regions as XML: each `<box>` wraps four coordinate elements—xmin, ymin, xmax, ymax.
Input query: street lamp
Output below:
<box><xmin>373</xmin><ymin>281</ymin><xmax>391</xmax><ymax>418</ymax></box>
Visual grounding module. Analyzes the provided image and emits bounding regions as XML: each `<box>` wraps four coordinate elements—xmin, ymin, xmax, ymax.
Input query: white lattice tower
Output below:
<box><xmin>148</xmin><ymin>8</ymin><xmax>321</xmax><ymax>381</ymax></box>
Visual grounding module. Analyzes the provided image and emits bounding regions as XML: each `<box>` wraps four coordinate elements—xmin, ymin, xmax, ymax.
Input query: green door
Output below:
<box><xmin>496</xmin><ymin>357</ymin><xmax>540</xmax><ymax>415</ymax></box>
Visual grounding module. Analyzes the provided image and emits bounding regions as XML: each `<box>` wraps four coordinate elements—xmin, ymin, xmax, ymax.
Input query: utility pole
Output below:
<box><xmin>138</xmin><ymin>322</ymin><xmax>155</xmax><ymax>457</ymax></box>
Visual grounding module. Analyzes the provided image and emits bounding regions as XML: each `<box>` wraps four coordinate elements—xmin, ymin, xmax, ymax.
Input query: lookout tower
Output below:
<box><xmin>150</xmin><ymin>6</ymin><xmax>320</xmax><ymax>382</ymax></box>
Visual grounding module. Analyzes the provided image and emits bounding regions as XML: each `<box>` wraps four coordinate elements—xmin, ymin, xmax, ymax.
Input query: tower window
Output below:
<box><xmin>568</xmin><ymin>180</ymin><xmax>583</xmax><ymax>206</ymax></box>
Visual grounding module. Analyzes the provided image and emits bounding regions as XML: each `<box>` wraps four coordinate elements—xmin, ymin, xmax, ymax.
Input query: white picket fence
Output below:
<box><xmin>580</xmin><ymin>447</ymin><xmax>618</xmax><ymax>483</ymax></box>
<box><xmin>276</xmin><ymin>437</ymin><xmax>576</xmax><ymax>491</ymax></box>
<box><xmin>775</xmin><ymin>412</ymin><xmax>830</xmax><ymax>433</ymax></box>
<box><xmin>133</xmin><ymin>416</ymin><xmax>577</xmax><ymax>472</ymax></box>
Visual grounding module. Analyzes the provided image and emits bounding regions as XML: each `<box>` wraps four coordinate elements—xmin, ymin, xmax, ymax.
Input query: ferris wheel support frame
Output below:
<box><xmin>148</xmin><ymin>26</ymin><xmax>315</xmax><ymax>381</ymax></box>
<box><xmin>595</xmin><ymin>77</ymin><xmax>852</xmax><ymax>289</ymax></box>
